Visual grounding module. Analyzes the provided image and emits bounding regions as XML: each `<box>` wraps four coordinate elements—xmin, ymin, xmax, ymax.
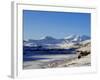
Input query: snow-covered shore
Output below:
<box><xmin>23</xmin><ymin>54</ymin><xmax>78</xmax><ymax>69</ymax></box>
<box><xmin>58</xmin><ymin>54</ymin><xmax>91</xmax><ymax>67</ymax></box>
<box><xmin>23</xmin><ymin>53</ymin><xmax>90</xmax><ymax>69</ymax></box>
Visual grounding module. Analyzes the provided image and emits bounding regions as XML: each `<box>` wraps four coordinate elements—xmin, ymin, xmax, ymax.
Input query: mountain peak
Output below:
<box><xmin>64</xmin><ymin>35</ymin><xmax>90</xmax><ymax>42</ymax></box>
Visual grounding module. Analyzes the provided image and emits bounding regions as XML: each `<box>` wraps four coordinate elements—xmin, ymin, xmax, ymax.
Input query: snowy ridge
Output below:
<box><xmin>24</xmin><ymin>35</ymin><xmax>90</xmax><ymax>49</ymax></box>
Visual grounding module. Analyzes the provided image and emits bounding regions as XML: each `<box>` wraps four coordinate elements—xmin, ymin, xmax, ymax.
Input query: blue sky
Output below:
<box><xmin>23</xmin><ymin>10</ymin><xmax>91</xmax><ymax>40</ymax></box>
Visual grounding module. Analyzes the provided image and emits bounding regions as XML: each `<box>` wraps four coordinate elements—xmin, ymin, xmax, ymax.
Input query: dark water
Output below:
<box><xmin>23</xmin><ymin>57</ymin><xmax>50</xmax><ymax>61</ymax></box>
<box><xmin>23</xmin><ymin>47</ymin><xmax>76</xmax><ymax>61</ymax></box>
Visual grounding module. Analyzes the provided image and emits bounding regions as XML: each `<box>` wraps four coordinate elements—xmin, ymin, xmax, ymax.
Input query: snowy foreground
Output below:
<box><xmin>23</xmin><ymin>54</ymin><xmax>91</xmax><ymax>69</ymax></box>
<box><xmin>58</xmin><ymin>54</ymin><xmax>91</xmax><ymax>67</ymax></box>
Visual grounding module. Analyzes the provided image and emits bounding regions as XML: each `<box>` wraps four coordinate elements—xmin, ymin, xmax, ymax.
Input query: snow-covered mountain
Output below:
<box><xmin>64</xmin><ymin>35</ymin><xmax>90</xmax><ymax>42</ymax></box>
<box><xmin>24</xmin><ymin>35</ymin><xmax>90</xmax><ymax>49</ymax></box>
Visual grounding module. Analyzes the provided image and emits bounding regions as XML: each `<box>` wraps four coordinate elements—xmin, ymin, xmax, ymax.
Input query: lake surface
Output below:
<box><xmin>23</xmin><ymin>47</ymin><xmax>77</xmax><ymax>62</ymax></box>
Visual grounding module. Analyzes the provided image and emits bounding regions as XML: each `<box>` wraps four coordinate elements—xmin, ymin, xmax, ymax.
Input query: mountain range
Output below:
<box><xmin>24</xmin><ymin>35</ymin><xmax>90</xmax><ymax>49</ymax></box>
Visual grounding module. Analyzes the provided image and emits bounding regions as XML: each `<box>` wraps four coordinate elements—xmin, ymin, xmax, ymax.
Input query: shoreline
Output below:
<box><xmin>23</xmin><ymin>54</ymin><xmax>90</xmax><ymax>69</ymax></box>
